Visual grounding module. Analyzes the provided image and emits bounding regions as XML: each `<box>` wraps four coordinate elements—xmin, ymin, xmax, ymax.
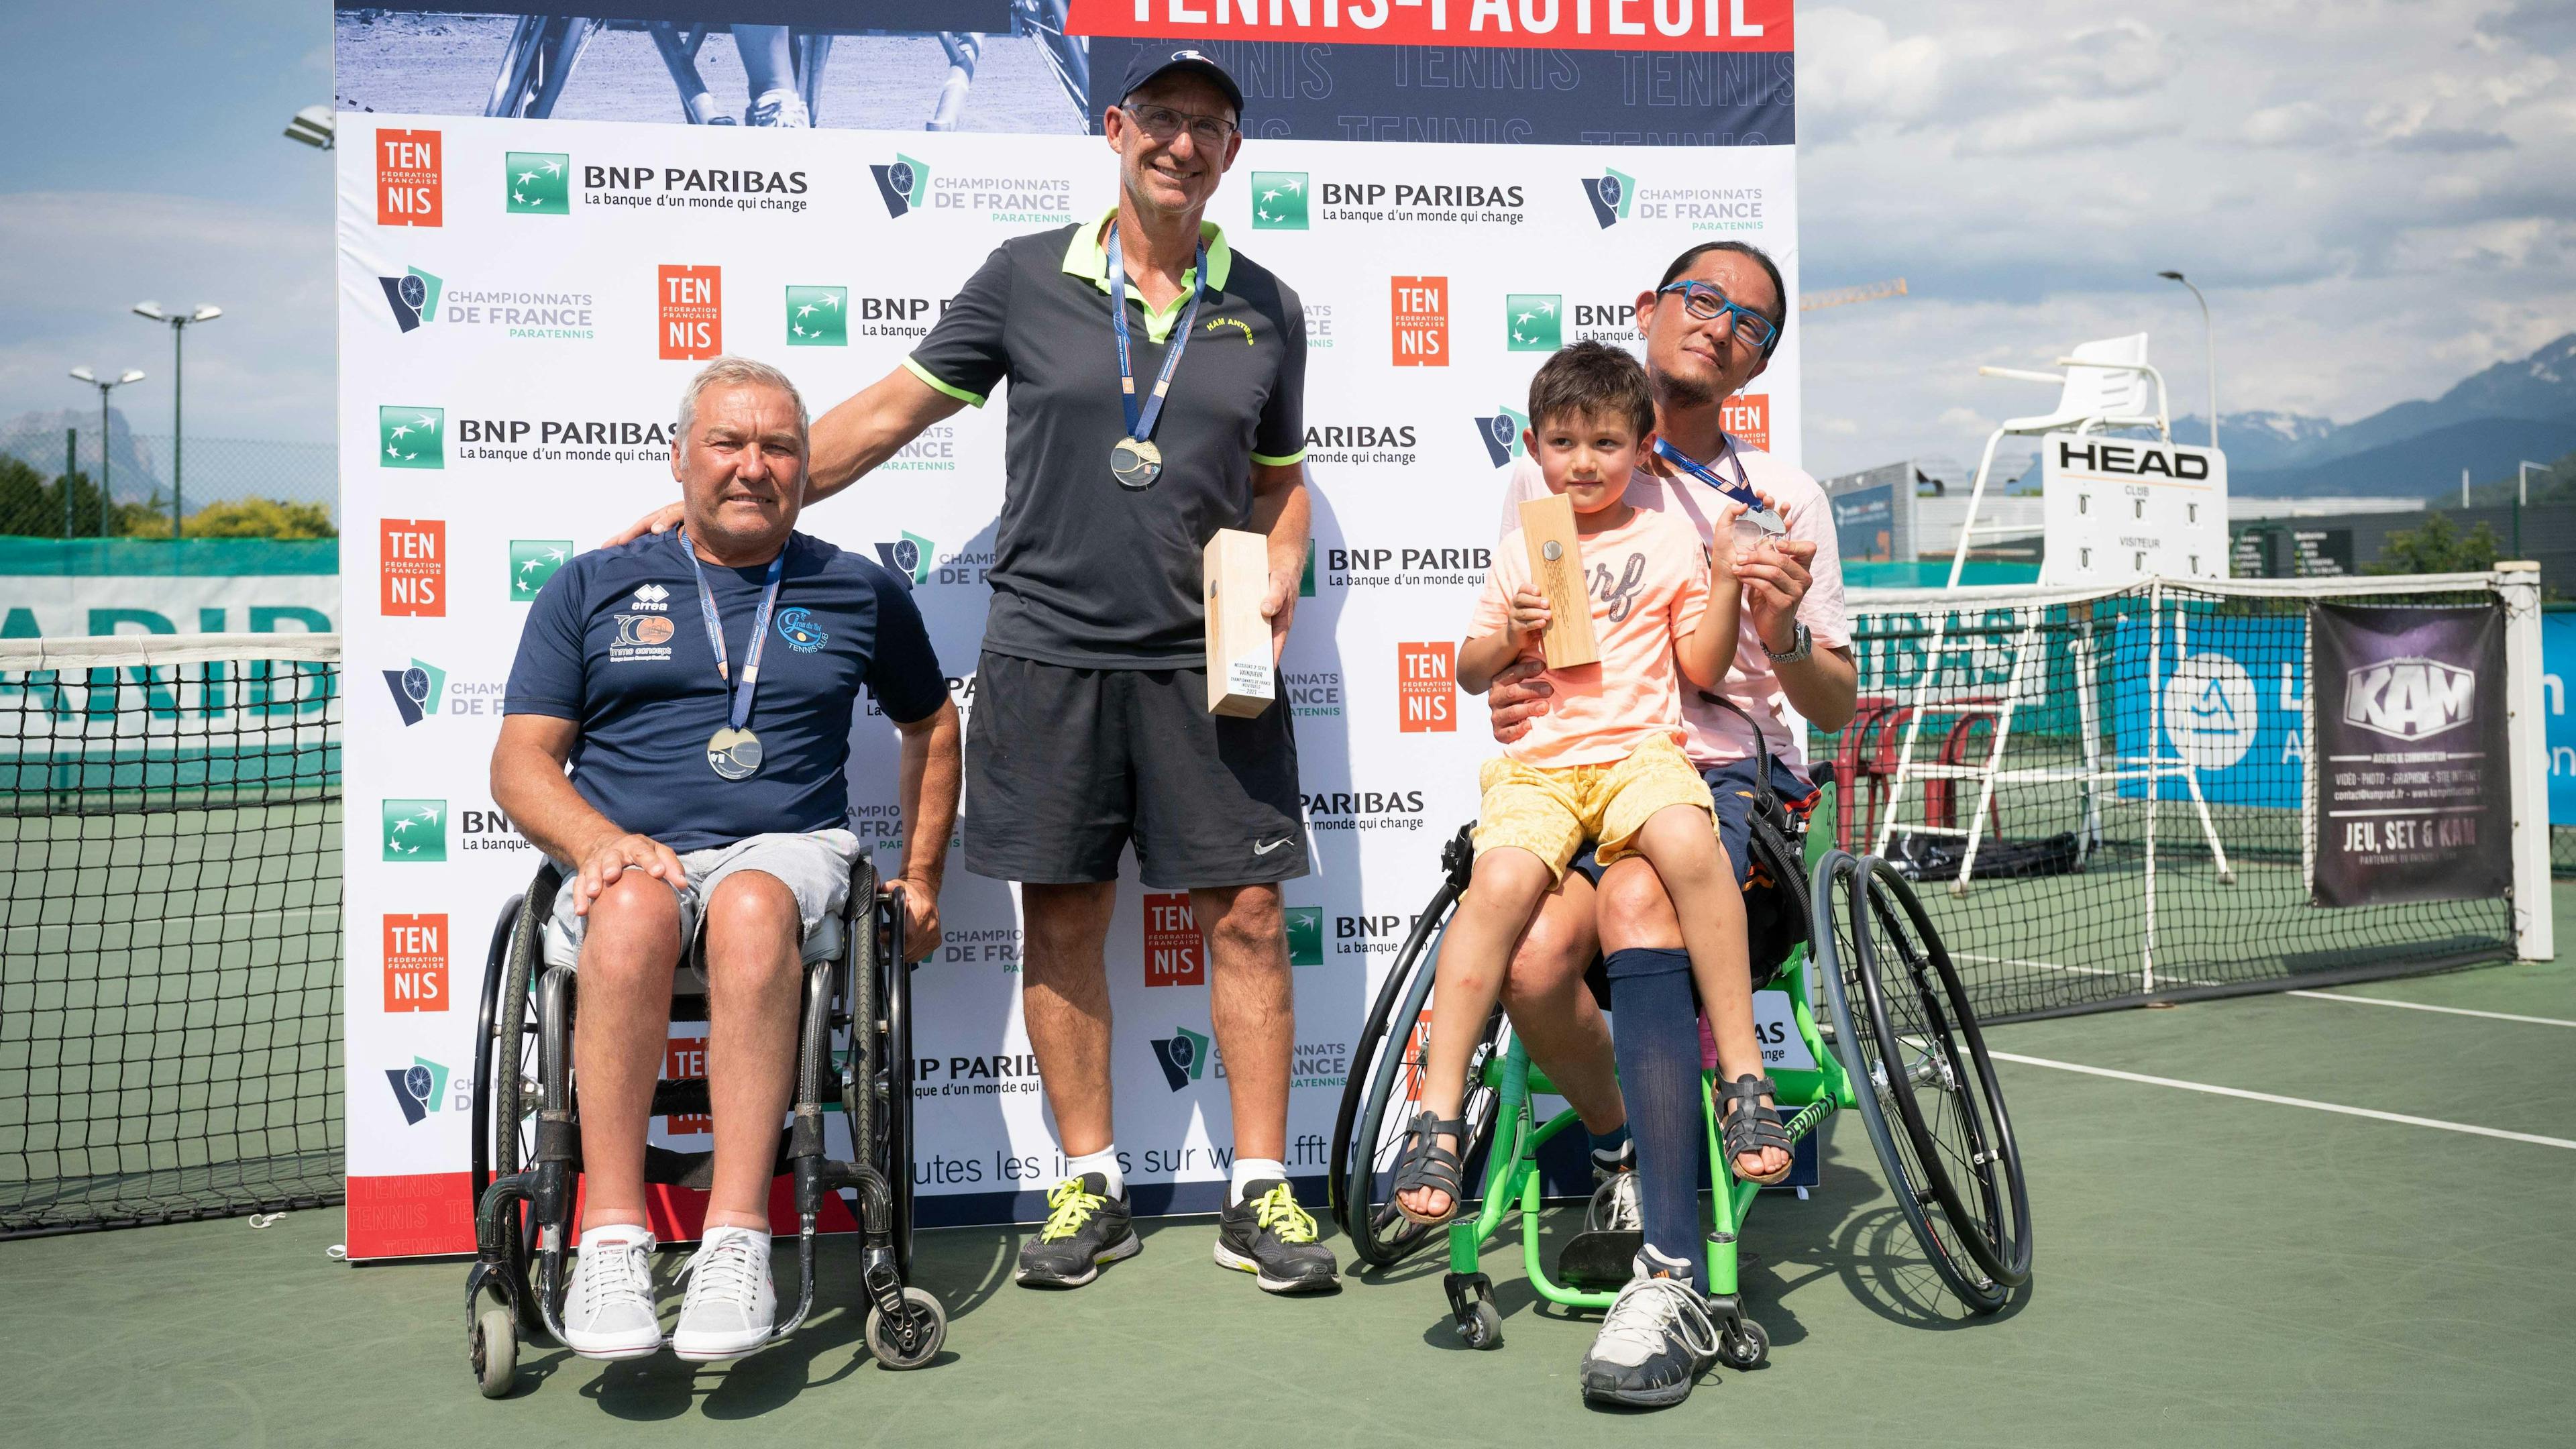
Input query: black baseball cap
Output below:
<box><xmin>1117</xmin><ymin>46</ymin><xmax>1245</xmax><ymax>119</ymax></box>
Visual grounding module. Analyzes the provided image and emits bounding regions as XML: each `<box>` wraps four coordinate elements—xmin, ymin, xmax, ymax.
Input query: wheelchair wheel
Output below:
<box><xmin>841</xmin><ymin>867</ymin><xmax>916</xmax><ymax>1282</ymax></box>
<box><xmin>471</xmin><ymin>1301</ymin><xmax>518</xmax><ymax>1399</ymax></box>
<box><xmin>1329</xmin><ymin>875</ymin><xmax>1507</xmax><ymax>1269</ymax></box>
<box><xmin>1811</xmin><ymin>851</ymin><xmax>2031</xmax><ymax>1312</ymax></box>
<box><xmin>472</xmin><ymin>867</ymin><xmax>555</xmax><ymax>1326</ymax></box>
<box><xmin>865</xmin><ymin>1285</ymin><xmax>946</xmax><ymax>1370</ymax></box>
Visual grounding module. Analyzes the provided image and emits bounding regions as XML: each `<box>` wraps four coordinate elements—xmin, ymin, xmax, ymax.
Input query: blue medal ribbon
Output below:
<box><xmin>677</xmin><ymin>528</ymin><xmax>787</xmax><ymax>733</ymax></box>
<box><xmin>1654</xmin><ymin>436</ymin><xmax>1786</xmax><ymax>536</ymax></box>
<box><xmin>1107</xmin><ymin>224</ymin><xmax>1209</xmax><ymax>445</ymax></box>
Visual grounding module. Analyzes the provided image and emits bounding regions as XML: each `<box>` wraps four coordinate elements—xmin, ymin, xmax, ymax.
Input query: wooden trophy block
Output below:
<box><xmin>1202</xmin><ymin>528</ymin><xmax>1277</xmax><ymax>717</ymax></box>
<box><xmin>1518</xmin><ymin>494</ymin><xmax>1600</xmax><ymax>669</ymax></box>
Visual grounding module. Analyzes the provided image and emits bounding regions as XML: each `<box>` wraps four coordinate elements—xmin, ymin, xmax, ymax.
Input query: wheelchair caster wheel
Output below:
<box><xmin>1456</xmin><ymin>1299</ymin><xmax>1503</xmax><ymax>1350</ymax></box>
<box><xmin>1717</xmin><ymin>1316</ymin><xmax>1768</xmax><ymax>1371</ymax></box>
<box><xmin>472</xmin><ymin>1303</ymin><xmax>519</xmax><ymax>1398</ymax></box>
<box><xmin>865</xmin><ymin>1287</ymin><xmax>946</xmax><ymax>1370</ymax></box>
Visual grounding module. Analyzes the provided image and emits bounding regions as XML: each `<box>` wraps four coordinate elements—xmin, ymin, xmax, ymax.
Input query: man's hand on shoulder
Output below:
<box><xmin>889</xmin><ymin>876</ymin><xmax>941</xmax><ymax>963</ymax></box>
<box><xmin>573</xmin><ymin>831</ymin><xmax>686</xmax><ymax>916</ymax></box>
<box><xmin>1486</xmin><ymin>654</ymin><xmax>1554</xmax><ymax>745</ymax></box>
<box><xmin>600</xmin><ymin>501</ymin><xmax>685</xmax><ymax>550</ymax></box>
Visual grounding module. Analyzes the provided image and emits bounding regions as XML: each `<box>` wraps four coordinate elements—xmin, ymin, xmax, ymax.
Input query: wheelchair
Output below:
<box><xmin>1328</xmin><ymin>719</ymin><xmax>2034</xmax><ymax>1364</ymax></box>
<box><xmin>462</xmin><ymin>853</ymin><xmax>941</xmax><ymax>1397</ymax></box>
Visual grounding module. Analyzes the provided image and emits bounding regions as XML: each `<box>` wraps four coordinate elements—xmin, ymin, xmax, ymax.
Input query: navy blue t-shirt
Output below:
<box><xmin>504</xmin><ymin>529</ymin><xmax>946</xmax><ymax>854</ymax></box>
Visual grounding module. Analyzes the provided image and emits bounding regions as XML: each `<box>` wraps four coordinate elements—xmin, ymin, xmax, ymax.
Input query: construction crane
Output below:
<box><xmin>1801</xmin><ymin>278</ymin><xmax>1907</xmax><ymax>313</ymax></box>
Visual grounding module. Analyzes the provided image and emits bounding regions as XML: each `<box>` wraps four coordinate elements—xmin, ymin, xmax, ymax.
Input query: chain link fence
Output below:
<box><xmin>0</xmin><ymin>427</ymin><xmax>335</xmax><ymax>540</ymax></box>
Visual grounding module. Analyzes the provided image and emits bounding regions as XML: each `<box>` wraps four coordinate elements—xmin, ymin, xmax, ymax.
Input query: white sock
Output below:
<box><xmin>1065</xmin><ymin>1146</ymin><xmax>1124</xmax><ymax>1199</ymax></box>
<box><xmin>579</xmin><ymin>1222</ymin><xmax>653</xmax><ymax>1254</ymax></box>
<box><xmin>1230</xmin><ymin>1157</ymin><xmax>1289</xmax><ymax>1204</ymax></box>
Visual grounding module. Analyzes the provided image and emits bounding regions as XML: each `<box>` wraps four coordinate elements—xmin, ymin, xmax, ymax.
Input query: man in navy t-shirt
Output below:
<box><xmin>493</xmin><ymin>357</ymin><xmax>959</xmax><ymax>1365</ymax></box>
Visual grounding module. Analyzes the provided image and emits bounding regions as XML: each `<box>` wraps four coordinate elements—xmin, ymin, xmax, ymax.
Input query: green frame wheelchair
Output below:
<box><xmin>1328</xmin><ymin>733</ymin><xmax>2033</xmax><ymax>1365</ymax></box>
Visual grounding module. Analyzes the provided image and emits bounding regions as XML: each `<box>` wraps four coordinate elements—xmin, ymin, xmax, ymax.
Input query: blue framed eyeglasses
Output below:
<box><xmin>1655</xmin><ymin>281</ymin><xmax>1779</xmax><ymax>354</ymax></box>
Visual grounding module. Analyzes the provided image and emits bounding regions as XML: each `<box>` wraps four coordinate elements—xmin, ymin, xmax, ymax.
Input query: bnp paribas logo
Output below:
<box><xmin>1151</xmin><ymin>1026</ymin><xmax>1212</xmax><ymax>1091</ymax></box>
<box><xmin>1506</xmin><ymin>293</ymin><xmax>1562</xmax><ymax>352</ymax></box>
<box><xmin>871</xmin><ymin>153</ymin><xmax>928</xmax><ymax>219</ymax></box>
<box><xmin>1581</xmin><ymin>166</ymin><xmax>1635</xmax><ymax>229</ymax></box>
<box><xmin>1473</xmin><ymin>405</ymin><xmax>1530</xmax><ymax>468</ymax></box>
<box><xmin>787</xmin><ymin>285</ymin><xmax>847</xmax><ymax>346</ymax></box>
<box><xmin>1252</xmin><ymin>171</ymin><xmax>1307</xmax><ymax>229</ymax></box>
<box><xmin>382</xmin><ymin>659</ymin><xmax>447</xmax><ymax>727</ymax></box>
<box><xmin>382</xmin><ymin>798</ymin><xmax>447</xmax><ymax>862</ymax></box>
<box><xmin>506</xmin><ymin>151</ymin><xmax>570</xmax><ymax>215</ymax></box>
<box><xmin>379</xmin><ymin>266</ymin><xmax>442</xmax><ymax>333</ymax></box>
<box><xmin>874</xmin><ymin>532</ymin><xmax>934</xmax><ymax>585</ymax></box>
<box><xmin>379</xmin><ymin>406</ymin><xmax>444</xmax><ymax>468</ymax></box>
<box><xmin>1284</xmin><ymin>906</ymin><xmax>1323</xmax><ymax>966</ymax></box>
<box><xmin>511</xmin><ymin>539</ymin><xmax>571</xmax><ymax>600</ymax></box>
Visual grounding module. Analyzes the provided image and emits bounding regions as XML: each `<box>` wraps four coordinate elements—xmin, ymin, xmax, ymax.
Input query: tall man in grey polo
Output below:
<box><xmin>607</xmin><ymin>48</ymin><xmax>1331</xmax><ymax>1294</ymax></box>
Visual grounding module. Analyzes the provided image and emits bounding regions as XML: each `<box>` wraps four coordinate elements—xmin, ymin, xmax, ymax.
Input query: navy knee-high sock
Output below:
<box><xmin>1605</xmin><ymin>947</ymin><xmax>1705</xmax><ymax>1291</ymax></box>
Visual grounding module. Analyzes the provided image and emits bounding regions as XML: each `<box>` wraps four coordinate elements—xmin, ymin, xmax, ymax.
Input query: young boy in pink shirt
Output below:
<box><xmin>1394</xmin><ymin>341</ymin><xmax>1763</xmax><ymax>1226</ymax></box>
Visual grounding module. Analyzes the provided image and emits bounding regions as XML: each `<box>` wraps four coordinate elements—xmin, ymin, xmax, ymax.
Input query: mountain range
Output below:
<box><xmin>2169</xmin><ymin>332</ymin><xmax>2576</xmax><ymax>497</ymax></box>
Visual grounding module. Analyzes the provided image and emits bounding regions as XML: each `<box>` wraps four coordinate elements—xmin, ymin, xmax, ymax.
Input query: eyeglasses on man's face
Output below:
<box><xmin>1120</xmin><ymin>102</ymin><xmax>1238</xmax><ymax>150</ymax></box>
<box><xmin>1655</xmin><ymin>280</ymin><xmax>1779</xmax><ymax>354</ymax></box>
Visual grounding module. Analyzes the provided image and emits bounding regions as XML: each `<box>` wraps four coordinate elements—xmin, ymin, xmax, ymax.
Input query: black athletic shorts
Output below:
<box><xmin>963</xmin><ymin>651</ymin><xmax>1307</xmax><ymax>890</ymax></box>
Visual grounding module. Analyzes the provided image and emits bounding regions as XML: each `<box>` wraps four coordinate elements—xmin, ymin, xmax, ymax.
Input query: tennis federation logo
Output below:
<box><xmin>382</xmin><ymin>799</ymin><xmax>447</xmax><ymax>862</ymax></box>
<box><xmin>379</xmin><ymin>266</ymin><xmax>441</xmax><ymax>333</ymax></box>
<box><xmin>1151</xmin><ymin>1026</ymin><xmax>1212</xmax><ymax>1091</ymax></box>
<box><xmin>1581</xmin><ymin>167</ymin><xmax>1636</xmax><ymax>229</ymax></box>
<box><xmin>1506</xmin><ymin>294</ymin><xmax>1562</xmax><ymax>352</ymax></box>
<box><xmin>379</xmin><ymin>407</ymin><xmax>444</xmax><ymax>468</ymax></box>
<box><xmin>1252</xmin><ymin>171</ymin><xmax>1307</xmax><ymax>229</ymax></box>
<box><xmin>382</xmin><ymin>659</ymin><xmax>447</xmax><ymax>726</ymax></box>
<box><xmin>875</xmin><ymin>533</ymin><xmax>934</xmax><ymax>584</ymax></box>
<box><xmin>506</xmin><ymin>152</ymin><xmax>570</xmax><ymax>214</ymax></box>
<box><xmin>1472</xmin><ymin>405</ymin><xmax>1529</xmax><ymax>468</ymax></box>
<box><xmin>384</xmin><ymin>1057</ymin><xmax>452</xmax><ymax>1126</ymax></box>
<box><xmin>871</xmin><ymin>154</ymin><xmax>928</xmax><ymax>218</ymax></box>
<box><xmin>511</xmin><ymin>540</ymin><xmax>570</xmax><ymax>600</ymax></box>
<box><xmin>787</xmin><ymin>285</ymin><xmax>847</xmax><ymax>345</ymax></box>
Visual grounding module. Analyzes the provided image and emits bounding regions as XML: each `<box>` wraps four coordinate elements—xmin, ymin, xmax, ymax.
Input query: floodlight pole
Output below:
<box><xmin>2158</xmin><ymin>271</ymin><xmax>2216</xmax><ymax>451</ymax></box>
<box><xmin>68</xmin><ymin>367</ymin><xmax>143</xmax><ymax>538</ymax></box>
<box><xmin>132</xmin><ymin>304</ymin><xmax>220</xmax><ymax>539</ymax></box>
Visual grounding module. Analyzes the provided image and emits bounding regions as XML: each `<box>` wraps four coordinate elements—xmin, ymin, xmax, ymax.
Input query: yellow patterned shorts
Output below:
<box><xmin>1472</xmin><ymin>735</ymin><xmax>1715</xmax><ymax>884</ymax></box>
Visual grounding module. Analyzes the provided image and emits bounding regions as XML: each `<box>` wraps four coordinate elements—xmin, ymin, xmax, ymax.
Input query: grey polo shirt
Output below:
<box><xmin>904</xmin><ymin>209</ymin><xmax>1307</xmax><ymax>669</ymax></box>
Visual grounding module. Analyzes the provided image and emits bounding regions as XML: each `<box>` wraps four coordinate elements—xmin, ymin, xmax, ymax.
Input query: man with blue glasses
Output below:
<box><xmin>1486</xmin><ymin>239</ymin><xmax>1860</xmax><ymax>1407</ymax></box>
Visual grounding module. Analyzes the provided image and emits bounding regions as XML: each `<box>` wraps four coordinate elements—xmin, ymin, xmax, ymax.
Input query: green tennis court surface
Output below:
<box><xmin>5</xmin><ymin>894</ymin><xmax>2569</xmax><ymax>1448</ymax></box>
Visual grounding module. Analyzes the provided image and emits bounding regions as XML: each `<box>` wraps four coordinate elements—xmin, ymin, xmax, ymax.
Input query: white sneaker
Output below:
<box><xmin>672</xmin><ymin>1226</ymin><xmax>777</xmax><ymax>1362</ymax></box>
<box><xmin>561</xmin><ymin>1226</ymin><xmax>663</xmax><ymax>1360</ymax></box>
<box><xmin>1578</xmin><ymin>1251</ymin><xmax>1721</xmax><ymax>1409</ymax></box>
<box><xmin>1586</xmin><ymin>1169</ymin><xmax>1642</xmax><ymax>1234</ymax></box>
<box><xmin>745</xmin><ymin>89</ymin><xmax>810</xmax><ymax>127</ymax></box>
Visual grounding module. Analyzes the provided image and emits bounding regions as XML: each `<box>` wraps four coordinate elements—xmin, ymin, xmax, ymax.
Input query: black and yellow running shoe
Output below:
<box><xmin>1015</xmin><ymin>1173</ymin><xmax>1141</xmax><ymax>1289</ymax></box>
<box><xmin>1214</xmin><ymin>1179</ymin><xmax>1339</xmax><ymax>1293</ymax></box>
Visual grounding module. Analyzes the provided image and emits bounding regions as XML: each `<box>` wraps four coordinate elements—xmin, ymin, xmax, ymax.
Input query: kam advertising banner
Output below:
<box><xmin>2312</xmin><ymin>604</ymin><xmax>2510</xmax><ymax>908</ymax></box>
<box><xmin>332</xmin><ymin>7</ymin><xmax>1799</xmax><ymax>1257</ymax></box>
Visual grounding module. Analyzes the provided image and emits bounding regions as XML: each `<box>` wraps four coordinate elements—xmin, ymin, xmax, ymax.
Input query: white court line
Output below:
<box><xmin>1986</xmin><ymin>1049</ymin><xmax>2576</xmax><ymax>1150</ymax></box>
<box><xmin>2282</xmin><ymin>991</ymin><xmax>2576</xmax><ymax>1030</ymax></box>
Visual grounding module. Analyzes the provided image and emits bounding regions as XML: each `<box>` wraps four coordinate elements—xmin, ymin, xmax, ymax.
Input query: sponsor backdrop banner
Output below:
<box><xmin>334</xmin><ymin>13</ymin><xmax>1799</xmax><ymax>1256</ymax></box>
<box><xmin>2312</xmin><ymin>604</ymin><xmax>2510</xmax><ymax>908</ymax></box>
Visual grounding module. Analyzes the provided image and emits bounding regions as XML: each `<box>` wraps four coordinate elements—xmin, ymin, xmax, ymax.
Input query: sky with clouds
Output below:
<box><xmin>1</xmin><ymin>3</ymin><xmax>2569</xmax><ymax>477</ymax></box>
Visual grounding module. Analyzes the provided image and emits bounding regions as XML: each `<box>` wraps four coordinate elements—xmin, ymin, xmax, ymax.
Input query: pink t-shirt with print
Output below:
<box><xmin>1468</xmin><ymin>505</ymin><xmax>1710</xmax><ymax>769</ymax></box>
<box><xmin>1493</xmin><ymin>437</ymin><xmax>1850</xmax><ymax>774</ymax></box>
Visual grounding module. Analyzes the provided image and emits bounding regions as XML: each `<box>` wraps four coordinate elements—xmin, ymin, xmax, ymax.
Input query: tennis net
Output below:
<box><xmin>1823</xmin><ymin>571</ymin><xmax>2540</xmax><ymax>1022</ymax></box>
<box><xmin>1</xmin><ymin>633</ymin><xmax>342</xmax><ymax>1237</ymax></box>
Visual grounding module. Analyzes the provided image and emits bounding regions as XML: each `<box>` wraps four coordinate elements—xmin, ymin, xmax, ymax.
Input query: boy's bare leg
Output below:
<box><xmin>1395</xmin><ymin>848</ymin><xmax>1553</xmax><ymax>1221</ymax></box>
<box><xmin>1630</xmin><ymin>805</ymin><xmax>1789</xmax><ymax>1181</ymax></box>
<box><xmin>1497</xmin><ymin>873</ymin><xmax>1623</xmax><ymax>1135</ymax></box>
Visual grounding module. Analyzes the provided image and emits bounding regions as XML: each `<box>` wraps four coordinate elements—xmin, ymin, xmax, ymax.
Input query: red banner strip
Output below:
<box><xmin>1066</xmin><ymin>0</ymin><xmax>1794</xmax><ymax>54</ymax></box>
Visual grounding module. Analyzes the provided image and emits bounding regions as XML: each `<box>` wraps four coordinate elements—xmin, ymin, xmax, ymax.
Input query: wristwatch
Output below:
<box><xmin>1763</xmin><ymin>621</ymin><xmax>1812</xmax><ymax>665</ymax></box>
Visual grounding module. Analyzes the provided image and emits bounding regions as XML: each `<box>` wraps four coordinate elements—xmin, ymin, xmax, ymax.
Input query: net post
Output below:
<box><xmin>2498</xmin><ymin>562</ymin><xmax>2553</xmax><ymax>963</ymax></box>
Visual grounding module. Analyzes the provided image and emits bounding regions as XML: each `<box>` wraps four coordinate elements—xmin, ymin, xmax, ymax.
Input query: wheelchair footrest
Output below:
<box><xmin>1555</xmin><ymin>1229</ymin><xmax>1644</xmax><ymax>1291</ymax></box>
